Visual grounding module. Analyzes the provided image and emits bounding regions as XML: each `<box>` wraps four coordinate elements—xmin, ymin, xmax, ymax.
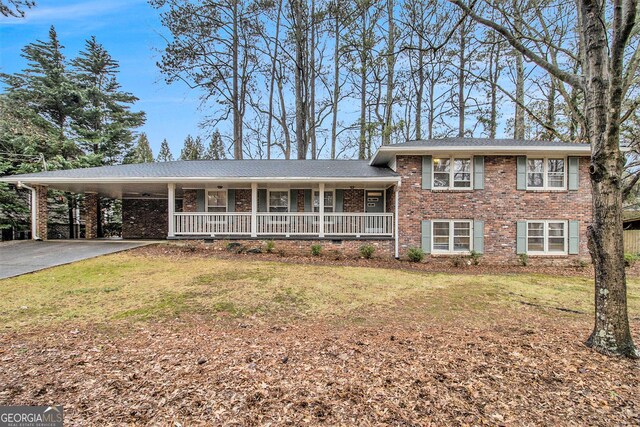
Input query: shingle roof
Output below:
<box><xmin>3</xmin><ymin>159</ymin><xmax>397</xmax><ymax>181</ymax></box>
<box><xmin>389</xmin><ymin>137</ymin><xmax>590</xmax><ymax>148</ymax></box>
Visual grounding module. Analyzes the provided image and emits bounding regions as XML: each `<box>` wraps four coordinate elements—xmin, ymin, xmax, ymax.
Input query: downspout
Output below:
<box><xmin>17</xmin><ymin>181</ymin><xmax>39</xmax><ymax>240</ymax></box>
<box><xmin>394</xmin><ymin>179</ymin><xmax>400</xmax><ymax>259</ymax></box>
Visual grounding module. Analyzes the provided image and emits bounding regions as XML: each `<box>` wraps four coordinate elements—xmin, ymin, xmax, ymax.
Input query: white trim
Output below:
<box><xmin>205</xmin><ymin>188</ymin><xmax>228</xmax><ymax>212</ymax></box>
<box><xmin>251</xmin><ymin>183</ymin><xmax>258</xmax><ymax>237</ymax></box>
<box><xmin>394</xmin><ymin>182</ymin><xmax>400</xmax><ymax>258</ymax></box>
<box><xmin>168</xmin><ymin>183</ymin><xmax>175</xmax><ymax>237</ymax></box>
<box><xmin>267</xmin><ymin>189</ymin><xmax>290</xmax><ymax>213</ymax></box>
<box><xmin>525</xmin><ymin>157</ymin><xmax>567</xmax><ymax>190</ymax></box>
<box><xmin>431</xmin><ymin>219</ymin><xmax>474</xmax><ymax>254</ymax></box>
<box><xmin>318</xmin><ymin>183</ymin><xmax>325</xmax><ymax>238</ymax></box>
<box><xmin>313</xmin><ymin>189</ymin><xmax>335</xmax><ymax>212</ymax></box>
<box><xmin>525</xmin><ymin>220</ymin><xmax>568</xmax><ymax>255</ymax></box>
<box><xmin>1</xmin><ymin>176</ymin><xmax>402</xmax><ymax>185</ymax></box>
<box><xmin>432</xmin><ymin>156</ymin><xmax>473</xmax><ymax>190</ymax></box>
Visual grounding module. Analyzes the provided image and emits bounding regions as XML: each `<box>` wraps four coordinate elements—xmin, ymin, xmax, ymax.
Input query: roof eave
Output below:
<box><xmin>0</xmin><ymin>176</ymin><xmax>401</xmax><ymax>185</ymax></box>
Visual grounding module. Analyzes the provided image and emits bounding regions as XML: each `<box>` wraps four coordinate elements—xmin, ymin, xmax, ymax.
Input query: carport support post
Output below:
<box><xmin>84</xmin><ymin>192</ymin><xmax>99</xmax><ymax>239</ymax></box>
<box><xmin>251</xmin><ymin>182</ymin><xmax>258</xmax><ymax>237</ymax></box>
<box><xmin>34</xmin><ymin>185</ymin><xmax>48</xmax><ymax>240</ymax></box>
<box><xmin>168</xmin><ymin>183</ymin><xmax>175</xmax><ymax>238</ymax></box>
<box><xmin>319</xmin><ymin>182</ymin><xmax>325</xmax><ymax>237</ymax></box>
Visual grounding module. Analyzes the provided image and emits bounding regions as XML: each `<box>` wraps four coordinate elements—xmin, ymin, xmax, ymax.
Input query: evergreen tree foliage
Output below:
<box><xmin>126</xmin><ymin>133</ymin><xmax>154</xmax><ymax>163</ymax></box>
<box><xmin>72</xmin><ymin>36</ymin><xmax>145</xmax><ymax>164</ymax></box>
<box><xmin>179</xmin><ymin>135</ymin><xmax>205</xmax><ymax>160</ymax></box>
<box><xmin>204</xmin><ymin>130</ymin><xmax>226</xmax><ymax>160</ymax></box>
<box><xmin>156</xmin><ymin>138</ymin><xmax>174</xmax><ymax>162</ymax></box>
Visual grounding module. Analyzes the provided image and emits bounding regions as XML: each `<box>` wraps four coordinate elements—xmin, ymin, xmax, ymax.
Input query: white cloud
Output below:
<box><xmin>0</xmin><ymin>0</ymin><xmax>143</xmax><ymax>25</ymax></box>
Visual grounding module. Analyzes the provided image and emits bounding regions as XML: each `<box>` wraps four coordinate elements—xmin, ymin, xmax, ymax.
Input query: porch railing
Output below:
<box><xmin>173</xmin><ymin>212</ymin><xmax>394</xmax><ymax>237</ymax></box>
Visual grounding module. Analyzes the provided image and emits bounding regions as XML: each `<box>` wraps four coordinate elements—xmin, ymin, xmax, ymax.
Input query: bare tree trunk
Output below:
<box><xmin>544</xmin><ymin>78</ymin><xmax>556</xmax><ymax>140</ymax></box>
<box><xmin>581</xmin><ymin>0</ymin><xmax>637</xmax><ymax>358</ymax></box>
<box><xmin>382</xmin><ymin>0</ymin><xmax>395</xmax><ymax>145</ymax></box>
<box><xmin>292</xmin><ymin>0</ymin><xmax>309</xmax><ymax>159</ymax></box>
<box><xmin>232</xmin><ymin>0</ymin><xmax>243</xmax><ymax>159</ymax></box>
<box><xmin>331</xmin><ymin>4</ymin><xmax>340</xmax><ymax>159</ymax></box>
<box><xmin>358</xmin><ymin>6</ymin><xmax>367</xmax><ymax>159</ymax></box>
<box><xmin>514</xmin><ymin>51</ymin><xmax>525</xmax><ymax>139</ymax></box>
<box><xmin>415</xmin><ymin>35</ymin><xmax>424</xmax><ymax>140</ymax></box>
<box><xmin>309</xmin><ymin>0</ymin><xmax>317</xmax><ymax>159</ymax></box>
<box><xmin>266</xmin><ymin>0</ymin><xmax>283</xmax><ymax>159</ymax></box>
<box><xmin>277</xmin><ymin>67</ymin><xmax>292</xmax><ymax>159</ymax></box>
<box><xmin>457</xmin><ymin>22</ymin><xmax>466</xmax><ymax>138</ymax></box>
<box><xmin>427</xmin><ymin>76</ymin><xmax>435</xmax><ymax>139</ymax></box>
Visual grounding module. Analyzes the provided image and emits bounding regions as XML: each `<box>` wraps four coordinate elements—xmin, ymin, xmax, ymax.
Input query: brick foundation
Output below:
<box><xmin>84</xmin><ymin>193</ymin><xmax>99</xmax><ymax>239</ymax></box>
<box><xmin>34</xmin><ymin>185</ymin><xmax>48</xmax><ymax>240</ymax></box>
<box><xmin>122</xmin><ymin>199</ymin><xmax>168</xmax><ymax>239</ymax></box>
<box><xmin>395</xmin><ymin>155</ymin><xmax>592</xmax><ymax>265</ymax></box>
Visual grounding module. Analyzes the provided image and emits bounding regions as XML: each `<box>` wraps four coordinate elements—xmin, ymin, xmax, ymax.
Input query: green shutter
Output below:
<box><xmin>335</xmin><ymin>189</ymin><xmax>344</xmax><ymax>212</ymax></box>
<box><xmin>516</xmin><ymin>156</ymin><xmax>527</xmax><ymax>190</ymax></box>
<box><xmin>290</xmin><ymin>190</ymin><xmax>298</xmax><ymax>212</ymax></box>
<box><xmin>196</xmin><ymin>189</ymin><xmax>205</xmax><ymax>212</ymax></box>
<box><xmin>422</xmin><ymin>156</ymin><xmax>432</xmax><ymax>190</ymax></box>
<box><xmin>568</xmin><ymin>157</ymin><xmax>579</xmax><ymax>190</ymax></box>
<box><xmin>569</xmin><ymin>220</ymin><xmax>580</xmax><ymax>254</ymax></box>
<box><xmin>421</xmin><ymin>220</ymin><xmax>431</xmax><ymax>254</ymax></box>
<box><xmin>473</xmin><ymin>220</ymin><xmax>484</xmax><ymax>254</ymax></box>
<box><xmin>516</xmin><ymin>221</ymin><xmax>527</xmax><ymax>254</ymax></box>
<box><xmin>227</xmin><ymin>189</ymin><xmax>235</xmax><ymax>212</ymax></box>
<box><xmin>474</xmin><ymin>156</ymin><xmax>485</xmax><ymax>190</ymax></box>
<box><xmin>258</xmin><ymin>189</ymin><xmax>267</xmax><ymax>212</ymax></box>
<box><xmin>304</xmin><ymin>190</ymin><xmax>312</xmax><ymax>212</ymax></box>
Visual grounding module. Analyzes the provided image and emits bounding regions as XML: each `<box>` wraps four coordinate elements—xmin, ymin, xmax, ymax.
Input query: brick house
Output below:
<box><xmin>0</xmin><ymin>138</ymin><xmax>592</xmax><ymax>264</ymax></box>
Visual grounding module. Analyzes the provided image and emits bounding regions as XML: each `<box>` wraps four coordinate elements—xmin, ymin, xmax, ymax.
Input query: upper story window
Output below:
<box><xmin>526</xmin><ymin>220</ymin><xmax>567</xmax><ymax>254</ymax></box>
<box><xmin>527</xmin><ymin>158</ymin><xmax>565</xmax><ymax>189</ymax></box>
<box><xmin>313</xmin><ymin>190</ymin><xmax>334</xmax><ymax>212</ymax></box>
<box><xmin>433</xmin><ymin>157</ymin><xmax>472</xmax><ymax>189</ymax></box>
<box><xmin>268</xmin><ymin>190</ymin><xmax>289</xmax><ymax>213</ymax></box>
<box><xmin>206</xmin><ymin>190</ymin><xmax>227</xmax><ymax>213</ymax></box>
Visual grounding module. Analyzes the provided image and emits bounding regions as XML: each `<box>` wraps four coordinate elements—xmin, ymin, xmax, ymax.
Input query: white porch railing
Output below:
<box><xmin>174</xmin><ymin>212</ymin><xmax>252</xmax><ymax>236</ymax></box>
<box><xmin>173</xmin><ymin>212</ymin><xmax>394</xmax><ymax>237</ymax></box>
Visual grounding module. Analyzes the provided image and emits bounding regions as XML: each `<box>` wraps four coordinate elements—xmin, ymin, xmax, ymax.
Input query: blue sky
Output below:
<box><xmin>0</xmin><ymin>0</ymin><xmax>200</xmax><ymax>158</ymax></box>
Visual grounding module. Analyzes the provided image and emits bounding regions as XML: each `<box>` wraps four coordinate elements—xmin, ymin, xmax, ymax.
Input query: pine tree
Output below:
<box><xmin>156</xmin><ymin>138</ymin><xmax>174</xmax><ymax>162</ymax></box>
<box><xmin>179</xmin><ymin>135</ymin><xmax>205</xmax><ymax>160</ymax></box>
<box><xmin>126</xmin><ymin>133</ymin><xmax>154</xmax><ymax>163</ymax></box>
<box><xmin>72</xmin><ymin>36</ymin><xmax>145</xmax><ymax>165</ymax></box>
<box><xmin>204</xmin><ymin>130</ymin><xmax>226</xmax><ymax>160</ymax></box>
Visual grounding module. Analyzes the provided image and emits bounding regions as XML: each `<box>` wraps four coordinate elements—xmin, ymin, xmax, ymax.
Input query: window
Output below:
<box><xmin>268</xmin><ymin>190</ymin><xmax>289</xmax><ymax>212</ymax></box>
<box><xmin>526</xmin><ymin>220</ymin><xmax>567</xmax><ymax>254</ymax></box>
<box><xmin>206</xmin><ymin>190</ymin><xmax>227</xmax><ymax>212</ymax></box>
<box><xmin>313</xmin><ymin>191</ymin><xmax>334</xmax><ymax>212</ymax></box>
<box><xmin>433</xmin><ymin>157</ymin><xmax>472</xmax><ymax>189</ymax></box>
<box><xmin>432</xmin><ymin>220</ymin><xmax>472</xmax><ymax>253</ymax></box>
<box><xmin>527</xmin><ymin>158</ymin><xmax>565</xmax><ymax>189</ymax></box>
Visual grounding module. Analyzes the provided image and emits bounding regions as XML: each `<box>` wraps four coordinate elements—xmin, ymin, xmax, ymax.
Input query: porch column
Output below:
<box><xmin>84</xmin><ymin>192</ymin><xmax>99</xmax><ymax>239</ymax></box>
<box><xmin>394</xmin><ymin>181</ymin><xmax>400</xmax><ymax>259</ymax></box>
<box><xmin>167</xmin><ymin>183</ymin><xmax>175</xmax><ymax>238</ymax></box>
<box><xmin>318</xmin><ymin>182</ymin><xmax>325</xmax><ymax>238</ymax></box>
<box><xmin>251</xmin><ymin>182</ymin><xmax>258</xmax><ymax>237</ymax></box>
<box><xmin>34</xmin><ymin>185</ymin><xmax>48</xmax><ymax>240</ymax></box>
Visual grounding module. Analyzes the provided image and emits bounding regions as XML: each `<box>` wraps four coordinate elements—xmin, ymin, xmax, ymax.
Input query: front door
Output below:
<box><xmin>365</xmin><ymin>190</ymin><xmax>384</xmax><ymax>213</ymax></box>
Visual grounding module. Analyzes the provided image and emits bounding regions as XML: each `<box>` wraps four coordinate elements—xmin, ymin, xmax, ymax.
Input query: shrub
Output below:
<box><xmin>469</xmin><ymin>250</ymin><xmax>482</xmax><ymax>266</ymax></box>
<box><xmin>451</xmin><ymin>256</ymin><xmax>467</xmax><ymax>268</ymax></box>
<box><xmin>359</xmin><ymin>244</ymin><xmax>375</xmax><ymax>259</ymax></box>
<box><xmin>265</xmin><ymin>240</ymin><xmax>275</xmax><ymax>254</ymax></box>
<box><xmin>518</xmin><ymin>253</ymin><xmax>529</xmax><ymax>266</ymax></box>
<box><xmin>572</xmin><ymin>258</ymin><xmax>590</xmax><ymax>269</ymax></box>
<box><xmin>407</xmin><ymin>247</ymin><xmax>425</xmax><ymax>263</ymax></box>
<box><xmin>624</xmin><ymin>253</ymin><xmax>638</xmax><ymax>268</ymax></box>
<box><xmin>310</xmin><ymin>244</ymin><xmax>322</xmax><ymax>256</ymax></box>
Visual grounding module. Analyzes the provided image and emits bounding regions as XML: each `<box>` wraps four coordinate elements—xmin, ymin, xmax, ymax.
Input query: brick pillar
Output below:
<box><xmin>34</xmin><ymin>185</ymin><xmax>48</xmax><ymax>240</ymax></box>
<box><xmin>183</xmin><ymin>190</ymin><xmax>198</xmax><ymax>212</ymax></box>
<box><xmin>84</xmin><ymin>192</ymin><xmax>99</xmax><ymax>239</ymax></box>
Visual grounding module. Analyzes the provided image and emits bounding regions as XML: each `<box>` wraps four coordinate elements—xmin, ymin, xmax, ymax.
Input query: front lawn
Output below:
<box><xmin>0</xmin><ymin>246</ymin><xmax>638</xmax><ymax>425</ymax></box>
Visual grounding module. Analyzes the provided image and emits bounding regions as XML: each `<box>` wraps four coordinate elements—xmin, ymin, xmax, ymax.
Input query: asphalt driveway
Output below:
<box><xmin>0</xmin><ymin>240</ymin><xmax>151</xmax><ymax>280</ymax></box>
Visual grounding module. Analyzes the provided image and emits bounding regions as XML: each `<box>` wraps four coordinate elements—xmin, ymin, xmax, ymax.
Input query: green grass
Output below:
<box><xmin>0</xmin><ymin>252</ymin><xmax>638</xmax><ymax>329</ymax></box>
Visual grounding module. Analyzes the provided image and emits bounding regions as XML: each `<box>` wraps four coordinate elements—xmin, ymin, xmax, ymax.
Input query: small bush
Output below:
<box><xmin>572</xmin><ymin>258</ymin><xmax>590</xmax><ymax>269</ymax></box>
<box><xmin>407</xmin><ymin>247</ymin><xmax>425</xmax><ymax>263</ymax></box>
<box><xmin>469</xmin><ymin>250</ymin><xmax>482</xmax><ymax>266</ymax></box>
<box><xmin>451</xmin><ymin>256</ymin><xmax>467</xmax><ymax>268</ymax></box>
<box><xmin>518</xmin><ymin>253</ymin><xmax>529</xmax><ymax>266</ymax></box>
<box><xmin>624</xmin><ymin>253</ymin><xmax>638</xmax><ymax>268</ymax></box>
<box><xmin>265</xmin><ymin>240</ymin><xmax>275</xmax><ymax>253</ymax></box>
<box><xmin>359</xmin><ymin>244</ymin><xmax>375</xmax><ymax>259</ymax></box>
<box><xmin>310</xmin><ymin>244</ymin><xmax>322</xmax><ymax>256</ymax></box>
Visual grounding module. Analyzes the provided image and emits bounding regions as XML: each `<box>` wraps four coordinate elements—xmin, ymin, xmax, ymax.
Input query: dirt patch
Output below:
<box><xmin>1</xmin><ymin>313</ymin><xmax>638</xmax><ymax>425</ymax></box>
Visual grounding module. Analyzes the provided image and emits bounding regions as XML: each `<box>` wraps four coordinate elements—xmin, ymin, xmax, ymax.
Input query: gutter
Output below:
<box><xmin>16</xmin><ymin>181</ymin><xmax>39</xmax><ymax>240</ymax></box>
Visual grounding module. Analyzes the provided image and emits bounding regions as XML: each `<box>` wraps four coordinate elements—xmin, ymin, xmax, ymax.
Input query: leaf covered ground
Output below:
<box><xmin>0</xmin><ymin>245</ymin><xmax>639</xmax><ymax>425</ymax></box>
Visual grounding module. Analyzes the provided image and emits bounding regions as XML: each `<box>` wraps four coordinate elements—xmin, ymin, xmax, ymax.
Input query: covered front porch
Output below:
<box><xmin>167</xmin><ymin>182</ymin><xmax>396</xmax><ymax>239</ymax></box>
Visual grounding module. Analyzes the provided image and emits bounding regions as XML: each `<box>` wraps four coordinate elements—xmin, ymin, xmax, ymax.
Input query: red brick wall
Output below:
<box><xmin>183</xmin><ymin>190</ymin><xmax>198</xmax><ymax>213</ymax></box>
<box><xmin>34</xmin><ymin>185</ymin><xmax>48</xmax><ymax>240</ymax></box>
<box><xmin>83</xmin><ymin>193</ymin><xmax>99</xmax><ymax>239</ymax></box>
<box><xmin>342</xmin><ymin>189</ymin><xmax>364</xmax><ymax>212</ymax></box>
<box><xmin>122</xmin><ymin>199</ymin><xmax>168</xmax><ymax>239</ymax></box>
<box><xmin>234</xmin><ymin>189</ymin><xmax>251</xmax><ymax>212</ymax></box>
<box><xmin>395</xmin><ymin>155</ymin><xmax>593</xmax><ymax>264</ymax></box>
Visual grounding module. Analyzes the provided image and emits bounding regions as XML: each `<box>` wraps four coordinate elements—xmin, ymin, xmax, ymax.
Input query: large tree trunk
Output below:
<box><xmin>331</xmin><ymin>6</ymin><xmax>340</xmax><ymax>159</ymax></box>
<box><xmin>544</xmin><ymin>78</ymin><xmax>556</xmax><ymax>140</ymax></box>
<box><xmin>457</xmin><ymin>22</ymin><xmax>466</xmax><ymax>138</ymax></box>
<box><xmin>415</xmin><ymin>35</ymin><xmax>424</xmax><ymax>140</ymax></box>
<box><xmin>514</xmin><ymin>50</ymin><xmax>525</xmax><ymax>139</ymax></box>
<box><xmin>293</xmin><ymin>0</ymin><xmax>309</xmax><ymax>159</ymax></box>
<box><xmin>309</xmin><ymin>0</ymin><xmax>317</xmax><ymax>159</ymax></box>
<box><xmin>358</xmin><ymin>6</ymin><xmax>367</xmax><ymax>160</ymax></box>
<box><xmin>581</xmin><ymin>0</ymin><xmax>637</xmax><ymax>358</ymax></box>
<box><xmin>232</xmin><ymin>0</ymin><xmax>242</xmax><ymax>159</ymax></box>
<box><xmin>266</xmin><ymin>0</ymin><xmax>283</xmax><ymax>159</ymax></box>
<box><xmin>382</xmin><ymin>0</ymin><xmax>395</xmax><ymax>145</ymax></box>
